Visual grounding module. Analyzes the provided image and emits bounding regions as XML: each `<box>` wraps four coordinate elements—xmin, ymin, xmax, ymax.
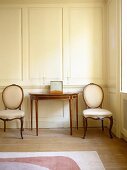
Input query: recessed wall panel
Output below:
<box><xmin>0</xmin><ymin>8</ymin><xmax>22</xmax><ymax>80</ymax></box>
<box><xmin>28</xmin><ymin>8</ymin><xmax>62</xmax><ymax>80</ymax></box>
<box><xmin>108</xmin><ymin>0</ymin><xmax>117</xmax><ymax>86</ymax></box>
<box><xmin>68</xmin><ymin>7</ymin><xmax>103</xmax><ymax>81</ymax></box>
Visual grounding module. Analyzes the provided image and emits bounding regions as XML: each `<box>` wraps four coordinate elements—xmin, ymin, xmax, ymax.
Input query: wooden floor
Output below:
<box><xmin>0</xmin><ymin>127</ymin><xmax>127</xmax><ymax>170</ymax></box>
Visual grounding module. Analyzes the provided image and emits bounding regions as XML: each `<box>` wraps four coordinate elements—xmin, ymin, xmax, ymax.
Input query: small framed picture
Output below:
<box><xmin>50</xmin><ymin>81</ymin><xmax>63</xmax><ymax>94</ymax></box>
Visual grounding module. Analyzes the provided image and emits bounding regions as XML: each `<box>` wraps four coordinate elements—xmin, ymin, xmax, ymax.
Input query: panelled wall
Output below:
<box><xmin>0</xmin><ymin>1</ymin><xmax>109</xmax><ymax>130</ymax></box>
<box><xmin>118</xmin><ymin>0</ymin><xmax>127</xmax><ymax>139</ymax></box>
<box><xmin>106</xmin><ymin>0</ymin><xmax>121</xmax><ymax>137</ymax></box>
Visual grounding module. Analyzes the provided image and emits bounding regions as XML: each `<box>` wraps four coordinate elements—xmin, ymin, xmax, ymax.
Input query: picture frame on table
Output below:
<box><xmin>50</xmin><ymin>81</ymin><xmax>63</xmax><ymax>94</ymax></box>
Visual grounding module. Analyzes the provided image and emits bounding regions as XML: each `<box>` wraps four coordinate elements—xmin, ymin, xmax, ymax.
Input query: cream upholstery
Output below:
<box><xmin>0</xmin><ymin>84</ymin><xmax>24</xmax><ymax>139</ymax></box>
<box><xmin>83</xmin><ymin>84</ymin><xmax>103</xmax><ymax>108</ymax></box>
<box><xmin>83</xmin><ymin>108</ymin><xmax>112</xmax><ymax>118</ymax></box>
<box><xmin>82</xmin><ymin>83</ymin><xmax>113</xmax><ymax>139</ymax></box>
<box><xmin>2</xmin><ymin>86</ymin><xmax>23</xmax><ymax>109</ymax></box>
<box><xmin>0</xmin><ymin>110</ymin><xmax>24</xmax><ymax>119</ymax></box>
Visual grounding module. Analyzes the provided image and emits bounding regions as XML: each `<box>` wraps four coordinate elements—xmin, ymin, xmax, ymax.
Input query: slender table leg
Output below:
<box><xmin>35</xmin><ymin>99</ymin><xmax>38</xmax><ymax>136</ymax></box>
<box><xmin>69</xmin><ymin>98</ymin><xmax>72</xmax><ymax>135</ymax></box>
<box><xmin>30</xmin><ymin>98</ymin><xmax>33</xmax><ymax>130</ymax></box>
<box><xmin>76</xmin><ymin>95</ymin><xmax>78</xmax><ymax>129</ymax></box>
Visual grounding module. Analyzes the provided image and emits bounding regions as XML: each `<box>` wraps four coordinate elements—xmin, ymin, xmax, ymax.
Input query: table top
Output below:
<box><xmin>29</xmin><ymin>92</ymin><xmax>79</xmax><ymax>96</ymax></box>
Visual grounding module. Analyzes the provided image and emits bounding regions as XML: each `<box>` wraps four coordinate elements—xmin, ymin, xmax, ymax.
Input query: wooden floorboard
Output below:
<box><xmin>0</xmin><ymin>127</ymin><xmax>127</xmax><ymax>169</ymax></box>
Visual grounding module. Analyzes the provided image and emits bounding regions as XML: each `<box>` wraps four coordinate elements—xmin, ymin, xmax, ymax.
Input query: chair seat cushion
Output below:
<box><xmin>83</xmin><ymin>108</ymin><xmax>112</xmax><ymax>118</ymax></box>
<box><xmin>0</xmin><ymin>110</ymin><xmax>24</xmax><ymax>119</ymax></box>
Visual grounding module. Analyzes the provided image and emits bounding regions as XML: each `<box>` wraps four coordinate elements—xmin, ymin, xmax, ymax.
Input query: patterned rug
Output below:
<box><xmin>0</xmin><ymin>151</ymin><xmax>105</xmax><ymax>170</ymax></box>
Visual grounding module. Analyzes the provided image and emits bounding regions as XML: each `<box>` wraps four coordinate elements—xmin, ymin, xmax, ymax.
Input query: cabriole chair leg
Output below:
<box><xmin>4</xmin><ymin>120</ymin><xmax>6</xmax><ymax>132</ymax></box>
<box><xmin>102</xmin><ymin>119</ymin><xmax>104</xmax><ymax>131</ymax></box>
<box><xmin>83</xmin><ymin>117</ymin><xmax>87</xmax><ymax>139</ymax></box>
<box><xmin>109</xmin><ymin>116</ymin><xmax>113</xmax><ymax>138</ymax></box>
<box><xmin>20</xmin><ymin>117</ymin><xmax>23</xmax><ymax>139</ymax></box>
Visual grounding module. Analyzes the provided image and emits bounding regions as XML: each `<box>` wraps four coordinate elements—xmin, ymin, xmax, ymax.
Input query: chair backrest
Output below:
<box><xmin>2</xmin><ymin>84</ymin><xmax>24</xmax><ymax>110</ymax></box>
<box><xmin>83</xmin><ymin>83</ymin><xmax>104</xmax><ymax>108</ymax></box>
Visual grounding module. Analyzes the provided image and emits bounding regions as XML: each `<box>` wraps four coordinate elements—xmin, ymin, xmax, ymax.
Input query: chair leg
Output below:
<box><xmin>20</xmin><ymin>117</ymin><xmax>23</xmax><ymax>139</ymax></box>
<box><xmin>4</xmin><ymin>120</ymin><xmax>6</xmax><ymax>132</ymax></box>
<box><xmin>102</xmin><ymin>119</ymin><xmax>104</xmax><ymax>131</ymax></box>
<box><xmin>109</xmin><ymin>116</ymin><xmax>113</xmax><ymax>138</ymax></box>
<box><xmin>83</xmin><ymin>117</ymin><xmax>87</xmax><ymax>139</ymax></box>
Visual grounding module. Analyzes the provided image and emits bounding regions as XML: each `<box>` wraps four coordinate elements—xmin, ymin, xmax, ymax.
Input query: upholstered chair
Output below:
<box><xmin>82</xmin><ymin>83</ymin><xmax>113</xmax><ymax>138</ymax></box>
<box><xmin>0</xmin><ymin>84</ymin><xmax>24</xmax><ymax>139</ymax></box>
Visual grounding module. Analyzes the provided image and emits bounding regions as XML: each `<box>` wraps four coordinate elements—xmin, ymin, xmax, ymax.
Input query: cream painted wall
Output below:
<box><xmin>0</xmin><ymin>0</ymin><xmax>112</xmax><ymax>130</ymax></box>
<box><xmin>106</xmin><ymin>0</ymin><xmax>121</xmax><ymax>137</ymax></box>
<box><xmin>118</xmin><ymin>0</ymin><xmax>127</xmax><ymax>139</ymax></box>
<box><xmin>0</xmin><ymin>0</ymin><xmax>107</xmax><ymax>4</ymax></box>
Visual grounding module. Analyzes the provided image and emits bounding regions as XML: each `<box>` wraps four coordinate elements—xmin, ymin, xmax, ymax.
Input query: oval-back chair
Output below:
<box><xmin>82</xmin><ymin>83</ymin><xmax>113</xmax><ymax>138</ymax></box>
<box><xmin>0</xmin><ymin>84</ymin><xmax>24</xmax><ymax>139</ymax></box>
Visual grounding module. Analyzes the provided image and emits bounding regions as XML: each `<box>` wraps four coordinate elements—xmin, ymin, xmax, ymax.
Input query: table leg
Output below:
<box><xmin>30</xmin><ymin>98</ymin><xmax>33</xmax><ymax>130</ymax></box>
<box><xmin>35</xmin><ymin>99</ymin><xmax>38</xmax><ymax>136</ymax></box>
<box><xmin>69</xmin><ymin>98</ymin><xmax>72</xmax><ymax>135</ymax></box>
<box><xmin>76</xmin><ymin>95</ymin><xmax>78</xmax><ymax>129</ymax></box>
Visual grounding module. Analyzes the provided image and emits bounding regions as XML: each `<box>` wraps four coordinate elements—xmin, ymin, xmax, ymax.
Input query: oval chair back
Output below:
<box><xmin>83</xmin><ymin>83</ymin><xmax>104</xmax><ymax>108</ymax></box>
<box><xmin>2</xmin><ymin>84</ymin><xmax>24</xmax><ymax>110</ymax></box>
